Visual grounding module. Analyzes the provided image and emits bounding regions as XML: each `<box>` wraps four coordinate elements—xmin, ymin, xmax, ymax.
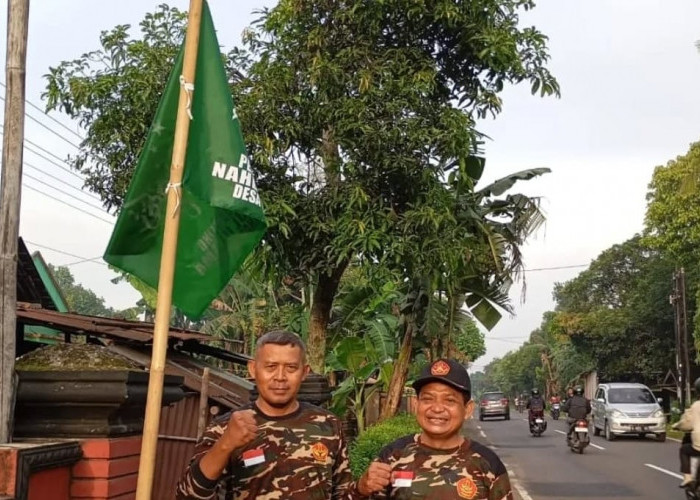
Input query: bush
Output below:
<box><xmin>348</xmin><ymin>413</ymin><xmax>420</xmax><ymax>478</ymax></box>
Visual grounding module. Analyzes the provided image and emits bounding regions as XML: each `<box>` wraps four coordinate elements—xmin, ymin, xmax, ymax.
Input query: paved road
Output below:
<box><xmin>465</xmin><ymin>411</ymin><xmax>686</xmax><ymax>500</ymax></box>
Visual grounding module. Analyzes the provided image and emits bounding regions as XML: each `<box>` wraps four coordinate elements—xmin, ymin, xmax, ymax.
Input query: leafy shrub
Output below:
<box><xmin>348</xmin><ymin>413</ymin><xmax>420</xmax><ymax>478</ymax></box>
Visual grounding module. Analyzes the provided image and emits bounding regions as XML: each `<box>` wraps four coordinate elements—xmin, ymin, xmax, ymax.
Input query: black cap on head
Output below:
<box><xmin>412</xmin><ymin>359</ymin><xmax>471</xmax><ymax>399</ymax></box>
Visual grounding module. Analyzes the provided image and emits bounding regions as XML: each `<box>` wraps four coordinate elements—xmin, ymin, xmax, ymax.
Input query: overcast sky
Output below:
<box><xmin>2</xmin><ymin>0</ymin><xmax>699</xmax><ymax>369</ymax></box>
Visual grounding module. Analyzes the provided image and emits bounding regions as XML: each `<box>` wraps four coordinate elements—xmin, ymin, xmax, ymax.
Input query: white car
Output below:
<box><xmin>591</xmin><ymin>383</ymin><xmax>666</xmax><ymax>442</ymax></box>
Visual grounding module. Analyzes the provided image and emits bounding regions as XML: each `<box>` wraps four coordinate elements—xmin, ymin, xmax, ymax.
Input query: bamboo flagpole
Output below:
<box><xmin>135</xmin><ymin>0</ymin><xmax>203</xmax><ymax>497</ymax></box>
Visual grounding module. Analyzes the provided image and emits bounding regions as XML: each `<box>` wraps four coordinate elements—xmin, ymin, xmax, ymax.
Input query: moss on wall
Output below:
<box><xmin>16</xmin><ymin>343</ymin><xmax>142</xmax><ymax>371</ymax></box>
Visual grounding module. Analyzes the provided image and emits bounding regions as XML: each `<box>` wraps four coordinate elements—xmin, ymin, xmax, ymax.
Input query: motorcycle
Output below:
<box><xmin>551</xmin><ymin>403</ymin><xmax>561</xmax><ymax>420</ymax></box>
<box><xmin>529</xmin><ymin>409</ymin><xmax>547</xmax><ymax>437</ymax></box>
<box><xmin>567</xmin><ymin>419</ymin><xmax>590</xmax><ymax>454</ymax></box>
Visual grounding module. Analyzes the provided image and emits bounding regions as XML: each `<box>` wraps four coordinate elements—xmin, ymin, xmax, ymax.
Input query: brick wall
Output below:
<box><xmin>71</xmin><ymin>436</ymin><xmax>142</xmax><ymax>500</ymax></box>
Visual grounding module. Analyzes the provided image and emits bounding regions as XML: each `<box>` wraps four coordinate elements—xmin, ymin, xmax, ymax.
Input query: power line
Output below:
<box><xmin>0</xmin><ymin>130</ymin><xmax>83</xmax><ymax>182</ymax></box>
<box><xmin>24</xmin><ymin>162</ymin><xmax>101</xmax><ymax>202</ymax></box>
<box><xmin>0</xmin><ymin>93</ymin><xmax>82</xmax><ymax>150</ymax></box>
<box><xmin>488</xmin><ymin>337</ymin><xmax>526</xmax><ymax>345</ymax></box>
<box><xmin>63</xmin><ymin>256</ymin><xmax>105</xmax><ymax>267</ymax></box>
<box><xmin>523</xmin><ymin>264</ymin><xmax>589</xmax><ymax>272</ymax></box>
<box><xmin>1</xmin><ymin>124</ymin><xmax>83</xmax><ymax>174</ymax></box>
<box><xmin>24</xmin><ymin>239</ymin><xmax>106</xmax><ymax>266</ymax></box>
<box><xmin>23</xmin><ymin>184</ymin><xmax>114</xmax><ymax>224</ymax></box>
<box><xmin>23</xmin><ymin>171</ymin><xmax>110</xmax><ymax>215</ymax></box>
<box><xmin>0</xmin><ymin>80</ymin><xmax>84</xmax><ymax>141</ymax></box>
<box><xmin>20</xmin><ymin>139</ymin><xmax>84</xmax><ymax>181</ymax></box>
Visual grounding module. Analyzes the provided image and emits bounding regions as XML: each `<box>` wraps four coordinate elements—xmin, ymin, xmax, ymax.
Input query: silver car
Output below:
<box><xmin>591</xmin><ymin>383</ymin><xmax>666</xmax><ymax>442</ymax></box>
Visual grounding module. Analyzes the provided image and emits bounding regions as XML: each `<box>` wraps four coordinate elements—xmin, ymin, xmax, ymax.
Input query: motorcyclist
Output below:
<box><xmin>675</xmin><ymin>377</ymin><xmax>700</xmax><ymax>487</ymax></box>
<box><xmin>565</xmin><ymin>387</ymin><xmax>574</xmax><ymax>402</ymax></box>
<box><xmin>550</xmin><ymin>394</ymin><xmax>561</xmax><ymax>418</ymax></box>
<box><xmin>563</xmin><ymin>386</ymin><xmax>591</xmax><ymax>442</ymax></box>
<box><xmin>526</xmin><ymin>388</ymin><xmax>545</xmax><ymax>427</ymax></box>
<box><xmin>518</xmin><ymin>392</ymin><xmax>528</xmax><ymax>412</ymax></box>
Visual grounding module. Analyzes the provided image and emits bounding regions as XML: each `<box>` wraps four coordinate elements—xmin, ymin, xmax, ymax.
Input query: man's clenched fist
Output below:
<box><xmin>220</xmin><ymin>409</ymin><xmax>258</xmax><ymax>453</ymax></box>
<box><xmin>357</xmin><ymin>461</ymin><xmax>392</xmax><ymax>496</ymax></box>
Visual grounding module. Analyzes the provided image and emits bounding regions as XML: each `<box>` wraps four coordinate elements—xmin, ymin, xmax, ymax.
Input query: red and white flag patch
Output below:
<box><xmin>242</xmin><ymin>448</ymin><xmax>265</xmax><ymax>467</ymax></box>
<box><xmin>392</xmin><ymin>470</ymin><xmax>414</xmax><ymax>488</ymax></box>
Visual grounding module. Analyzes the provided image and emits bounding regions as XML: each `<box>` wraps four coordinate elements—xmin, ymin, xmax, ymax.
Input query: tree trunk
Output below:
<box><xmin>380</xmin><ymin>318</ymin><xmax>414</xmax><ymax>421</ymax></box>
<box><xmin>307</xmin><ymin>262</ymin><xmax>348</xmax><ymax>373</ymax></box>
<box><xmin>440</xmin><ymin>293</ymin><xmax>466</xmax><ymax>360</ymax></box>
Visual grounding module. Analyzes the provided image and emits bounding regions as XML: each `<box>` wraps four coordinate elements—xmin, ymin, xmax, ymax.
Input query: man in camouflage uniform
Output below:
<box><xmin>176</xmin><ymin>330</ymin><xmax>355</xmax><ymax>500</ymax></box>
<box><xmin>355</xmin><ymin>359</ymin><xmax>513</xmax><ymax>500</ymax></box>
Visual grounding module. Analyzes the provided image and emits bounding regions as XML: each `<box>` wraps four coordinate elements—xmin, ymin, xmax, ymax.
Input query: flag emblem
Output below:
<box><xmin>456</xmin><ymin>477</ymin><xmax>478</xmax><ymax>499</ymax></box>
<box><xmin>391</xmin><ymin>470</ymin><xmax>414</xmax><ymax>488</ymax></box>
<box><xmin>311</xmin><ymin>442</ymin><xmax>329</xmax><ymax>463</ymax></box>
<box><xmin>242</xmin><ymin>449</ymin><xmax>265</xmax><ymax>467</ymax></box>
<box><xmin>431</xmin><ymin>360</ymin><xmax>451</xmax><ymax>376</ymax></box>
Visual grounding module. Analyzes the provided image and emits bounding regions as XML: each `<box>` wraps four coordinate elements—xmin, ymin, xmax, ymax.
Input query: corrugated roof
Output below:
<box><xmin>16</xmin><ymin>303</ymin><xmax>214</xmax><ymax>344</ymax></box>
<box><xmin>106</xmin><ymin>344</ymin><xmax>253</xmax><ymax>410</ymax></box>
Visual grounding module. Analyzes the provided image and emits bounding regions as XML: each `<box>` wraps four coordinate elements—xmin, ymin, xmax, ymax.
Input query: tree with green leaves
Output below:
<box><xmin>644</xmin><ymin>141</ymin><xmax>700</xmax><ymax>350</ymax></box>
<box><xmin>483</xmin><ymin>235</ymin><xmax>677</xmax><ymax>394</ymax></box>
<box><xmin>553</xmin><ymin>236</ymin><xmax>676</xmax><ymax>383</ymax></box>
<box><xmin>49</xmin><ymin>264</ymin><xmax>137</xmax><ymax>318</ymax></box>
<box><xmin>45</xmin><ymin>0</ymin><xmax>558</xmax><ymax>374</ymax></box>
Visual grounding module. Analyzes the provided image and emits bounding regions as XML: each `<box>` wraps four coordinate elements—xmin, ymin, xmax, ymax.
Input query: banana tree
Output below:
<box><xmin>380</xmin><ymin>161</ymin><xmax>550</xmax><ymax>419</ymax></box>
<box><xmin>328</xmin><ymin>325</ymin><xmax>396</xmax><ymax>433</ymax></box>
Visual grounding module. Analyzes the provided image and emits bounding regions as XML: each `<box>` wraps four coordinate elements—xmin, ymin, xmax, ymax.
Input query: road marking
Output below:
<box><xmin>555</xmin><ymin>430</ymin><xmax>566</xmax><ymax>435</ymax></box>
<box><xmin>668</xmin><ymin>436</ymin><xmax>682</xmax><ymax>443</ymax></box>
<box><xmin>505</xmin><ymin>465</ymin><xmax>534</xmax><ymax>500</ymax></box>
<box><xmin>645</xmin><ymin>463</ymin><xmax>683</xmax><ymax>480</ymax></box>
<box><xmin>480</xmin><ymin>430</ymin><xmax>487</xmax><ymax>438</ymax></box>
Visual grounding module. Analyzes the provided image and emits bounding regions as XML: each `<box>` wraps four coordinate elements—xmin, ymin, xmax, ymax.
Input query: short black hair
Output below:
<box><xmin>255</xmin><ymin>330</ymin><xmax>306</xmax><ymax>361</ymax></box>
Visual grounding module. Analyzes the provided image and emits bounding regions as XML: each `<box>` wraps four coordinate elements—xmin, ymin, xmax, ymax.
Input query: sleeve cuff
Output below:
<box><xmin>191</xmin><ymin>458</ymin><xmax>220</xmax><ymax>490</ymax></box>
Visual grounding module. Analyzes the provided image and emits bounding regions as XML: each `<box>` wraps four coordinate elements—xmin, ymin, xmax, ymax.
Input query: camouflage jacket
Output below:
<box><xmin>175</xmin><ymin>402</ymin><xmax>355</xmax><ymax>500</ymax></box>
<box><xmin>369</xmin><ymin>434</ymin><xmax>513</xmax><ymax>500</ymax></box>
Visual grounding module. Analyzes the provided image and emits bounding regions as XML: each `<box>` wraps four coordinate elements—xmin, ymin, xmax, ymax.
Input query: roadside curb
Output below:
<box><xmin>472</xmin><ymin>420</ymin><xmax>534</xmax><ymax>500</ymax></box>
<box><xmin>506</xmin><ymin>465</ymin><xmax>534</xmax><ymax>500</ymax></box>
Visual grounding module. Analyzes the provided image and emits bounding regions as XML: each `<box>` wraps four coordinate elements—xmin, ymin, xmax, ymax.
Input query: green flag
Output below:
<box><xmin>104</xmin><ymin>2</ymin><xmax>266</xmax><ymax>319</ymax></box>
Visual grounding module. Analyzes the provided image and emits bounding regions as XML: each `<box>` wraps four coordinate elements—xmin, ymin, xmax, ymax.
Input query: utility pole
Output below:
<box><xmin>671</xmin><ymin>269</ymin><xmax>691</xmax><ymax>409</ymax></box>
<box><xmin>0</xmin><ymin>0</ymin><xmax>30</xmax><ymax>444</ymax></box>
<box><xmin>680</xmin><ymin>268</ymin><xmax>692</xmax><ymax>404</ymax></box>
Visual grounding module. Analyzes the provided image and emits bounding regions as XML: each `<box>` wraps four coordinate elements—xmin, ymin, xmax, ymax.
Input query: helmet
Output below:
<box><xmin>574</xmin><ymin>386</ymin><xmax>584</xmax><ymax>396</ymax></box>
<box><xmin>694</xmin><ymin>377</ymin><xmax>700</xmax><ymax>394</ymax></box>
<box><xmin>531</xmin><ymin>388</ymin><xmax>540</xmax><ymax>396</ymax></box>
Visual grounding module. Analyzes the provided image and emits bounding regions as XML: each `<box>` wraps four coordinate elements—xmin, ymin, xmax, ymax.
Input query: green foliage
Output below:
<box><xmin>553</xmin><ymin>237</ymin><xmax>676</xmax><ymax>382</ymax></box>
<box><xmin>44</xmin><ymin>4</ymin><xmax>188</xmax><ymax>211</ymax></box>
<box><xmin>483</xmin><ymin>235</ymin><xmax>677</xmax><ymax>396</ymax></box>
<box><xmin>643</xmin><ymin>141</ymin><xmax>700</xmax><ymax>354</ymax></box>
<box><xmin>49</xmin><ymin>264</ymin><xmax>136</xmax><ymax>318</ymax></box>
<box><xmin>454</xmin><ymin>316</ymin><xmax>486</xmax><ymax>362</ymax></box>
<box><xmin>328</xmin><ymin>335</ymin><xmax>394</xmax><ymax>432</ymax></box>
<box><xmin>348</xmin><ymin>414</ymin><xmax>420</xmax><ymax>478</ymax></box>
<box><xmin>44</xmin><ymin>2</ymin><xmax>557</xmax><ymax>372</ymax></box>
<box><xmin>644</xmin><ymin>141</ymin><xmax>700</xmax><ymax>266</ymax></box>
